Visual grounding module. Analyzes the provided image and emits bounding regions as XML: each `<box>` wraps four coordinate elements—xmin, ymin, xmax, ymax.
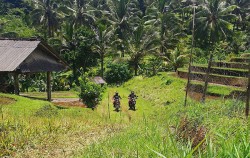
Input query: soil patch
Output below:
<box><xmin>188</xmin><ymin>92</ymin><xmax>219</xmax><ymax>101</ymax></box>
<box><xmin>0</xmin><ymin>96</ymin><xmax>16</xmax><ymax>105</ymax></box>
<box><xmin>52</xmin><ymin>98</ymin><xmax>86</xmax><ymax>108</ymax></box>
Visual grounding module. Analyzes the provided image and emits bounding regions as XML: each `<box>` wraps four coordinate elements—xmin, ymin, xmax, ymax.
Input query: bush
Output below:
<box><xmin>35</xmin><ymin>104</ymin><xmax>58</xmax><ymax>117</ymax></box>
<box><xmin>104</xmin><ymin>62</ymin><xmax>132</xmax><ymax>84</ymax></box>
<box><xmin>79</xmin><ymin>74</ymin><xmax>104</xmax><ymax>108</ymax></box>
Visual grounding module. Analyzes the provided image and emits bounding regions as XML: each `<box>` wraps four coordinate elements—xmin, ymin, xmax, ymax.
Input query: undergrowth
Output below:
<box><xmin>0</xmin><ymin>72</ymin><xmax>249</xmax><ymax>157</ymax></box>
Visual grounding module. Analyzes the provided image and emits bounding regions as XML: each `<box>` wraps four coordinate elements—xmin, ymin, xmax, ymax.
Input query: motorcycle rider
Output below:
<box><xmin>113</xmin><ymin>92</ymin><xmax>121</xmax><ymax>107</ymax></box>
<box><xmin>128</xmin><ymin>91</ymin><xmax>137</xmax><ymax>108</ymax></box>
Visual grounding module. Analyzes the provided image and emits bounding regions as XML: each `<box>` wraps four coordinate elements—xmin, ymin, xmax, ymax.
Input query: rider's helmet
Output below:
<box><xmin>115</xmin><ymin>92</ymin><xmax>118</xmax><ymax>95</ymax></box>
<box><xmin>131</xmin><ymin>91</ymin><xmax>134</xmax><ymax>94</ymax></box>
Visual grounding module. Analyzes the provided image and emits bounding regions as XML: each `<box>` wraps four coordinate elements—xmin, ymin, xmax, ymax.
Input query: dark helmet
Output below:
<box><xmin>131</xmin><ymin>91</ymin><xmax>134</xmax><ymax>94</ymax></box>
<box><xmin>115</xmin><ymin>92</ymin><xmax>118</xmax><ymax>95</ymax></box>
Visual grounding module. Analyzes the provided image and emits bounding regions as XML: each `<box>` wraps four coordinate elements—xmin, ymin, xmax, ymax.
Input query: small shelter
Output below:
<box><xmin>92</xmin><ymin>76</ymin><xmax>106</xmax><ymax>86</ymax></box>
<box><xmin>0</xmin><ymin>38</ymin><xmax>68</xmax><ymax>101</ymax></box>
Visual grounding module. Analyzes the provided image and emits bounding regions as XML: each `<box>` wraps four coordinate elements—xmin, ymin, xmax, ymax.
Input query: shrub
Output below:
<box><xmin>79</xmin><ymin>74</ymin><xmax>104</xmax><ymax>108</ymax></box>
<box><xmin>35</xmin><ymin>104</ymin><xmax>58</xmax><ymax>117</ymax></box>
<box><xmin>104</xmin><ymin>62</ymin><xmax>132</xmax><ymax>84</ymax></box>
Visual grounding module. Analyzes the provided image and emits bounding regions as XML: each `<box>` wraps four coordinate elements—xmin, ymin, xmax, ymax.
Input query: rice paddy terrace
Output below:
<box><xmin>177</xmin><ymin>53</ymin><xmax>250</xmax><ymax>98</ymax></box>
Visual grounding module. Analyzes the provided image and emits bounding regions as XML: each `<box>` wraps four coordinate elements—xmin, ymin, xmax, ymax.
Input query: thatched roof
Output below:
<box><xmin>92</xmin><ymin>76</ymin><xmax>106</xmax><ymax>84</ymax></box>
<box><xmin>0</xmin><ymin>39</ymin><xmax>68</xmax><ymax>72</ymax></box>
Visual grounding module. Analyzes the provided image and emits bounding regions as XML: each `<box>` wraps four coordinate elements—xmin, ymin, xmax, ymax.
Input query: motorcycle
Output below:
<box><xmin>129</xmin><ymin>97</ymin><xmax>137</xmax><ymax>111</ymax></box>
<box><xmin>114</xmin><ymin>98</ymin><xmax>120</xmax><ymax>112</ymax></box>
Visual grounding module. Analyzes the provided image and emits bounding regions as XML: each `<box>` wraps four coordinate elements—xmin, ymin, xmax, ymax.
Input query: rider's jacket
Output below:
<box><xmin>113</xmin><ymin>95</ymin><xmax>121</xmax><ymax>100</ymax></box>
<box><xmin>128</xmin><ymin>94</ymin><xmax>136</xmax><ymax>99</ymax></box>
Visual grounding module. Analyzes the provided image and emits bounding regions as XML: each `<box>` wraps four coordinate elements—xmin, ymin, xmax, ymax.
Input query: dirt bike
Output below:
<box><xmin>113</xmin><ymin>98</ymin><xmax>120</xmax><ymax>112</ymax></box>
<box><xmin>129</xmin><ymin>97</ymin><xmax>137</xmax><ymax>111</ymax></box>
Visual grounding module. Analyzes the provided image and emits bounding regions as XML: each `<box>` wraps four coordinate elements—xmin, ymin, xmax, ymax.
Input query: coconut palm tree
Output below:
<box><xmin>195</xmin><ymin>0</ymin><xmax>237</xmax><ymax>102</ymax></box>
<box><xmin>60</xmin><ymin>0</ymin><xmax>96</xmax><ymax>29</ymax></box>
<box><xmin>31</xmin><ymin>0</ymin><xmax>62</xmax><ymax>38</ymax></box>
<box><xmin>92</xmin><ymin>22</ymin><xmax>115</xmax><ymax>77</ymax></box>
<box><xmin>145</xmin><ymin>0</ymin><xmax>185</xmax><ymax>59</ymax></box>
<box><xmin>127</xmin><ymin>22</ymin><xmax>160</xmax><ymax>76</ymax></box>
<box><xmin>165</xmin><ymin>47</ymin><xmax>188</xmax><ymax>72</ymax></box>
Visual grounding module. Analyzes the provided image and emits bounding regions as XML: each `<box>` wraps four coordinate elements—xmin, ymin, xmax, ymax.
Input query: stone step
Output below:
<box><xmin>191</xmin><ymin>65</ymin><xmax>248</xmax><ymax>77</ymax></box>
<box><xmin>177</xmin><ymin>69</ymin><xmax>248</xmax><ymax>87</ymax></box>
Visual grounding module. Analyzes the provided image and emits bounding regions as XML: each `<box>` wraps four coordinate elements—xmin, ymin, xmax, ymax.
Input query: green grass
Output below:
<box><xmin>190</xmin><ymin>81</ymin><xmax>245</xmax><ymax>96</ymax></box>
<box><xmin>20</xmin><ymin>91</ymin><xmax>79</xmax><ymax>99</ymax></box>
<box><xmin>1</xmin><ymin>72</ymin><xmax>249</xmax><ymax>157</ymax></box>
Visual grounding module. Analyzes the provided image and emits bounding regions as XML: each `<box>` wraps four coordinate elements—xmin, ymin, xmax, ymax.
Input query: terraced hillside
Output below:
<box><xmin>177</xmin><ymin>53</ymin><xmax>250</xmax><ymax>96</ymax></box>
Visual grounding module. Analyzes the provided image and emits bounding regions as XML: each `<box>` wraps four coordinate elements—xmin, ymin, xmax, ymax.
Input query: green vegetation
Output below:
<box><xmin>190</xmin><ymin>81</ymin><xmax>245</xmax><ymax>96</ymax></box>
<box><xmin>0</xmin><ymin>0</ymin><xmax>249</xmax><ymax>157</ymax></box>
<box><xmin>104</xmin><ymin>62</ymin><xmax>132</xmax><ymax>84</ymax></box>
<box><xmin>1</xmin><ymin>73</ymin><xmax>249</xmax><ymax>157</ymax></box>
<box><xmin>192</xmin><ymin>64</ymin><xmax>248</xmax><ymax>72</ymax></box>
<box><xmin>20</xmin><ymin>91</ymin><xmax>79</xmax><ymax>99</ymax></box>
<box><xmin>178</xmin><ymin>68</ymin><xmax>247</xmax><ymax>79</ymax></box>
<box><xmin>79</xmin><ymin>75</ymin><xmax>105</xmax><ymax>108</ymax></box>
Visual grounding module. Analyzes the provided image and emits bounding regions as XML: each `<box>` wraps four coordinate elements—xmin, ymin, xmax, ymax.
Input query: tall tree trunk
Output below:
<box><xmin>134</xmin><ymin>64</ymin><xmax>138</xmax><ymax>76</ymax></box>
<box><xmin>245</xmin><ymin>62</ymin><xmax>250</xmax><ymax>117</ymax></box>
<box><xmin>121</xmin><ymin>49</ymin><xmax>125</xmax><ymax>57</ymax></box>
<box><xmin>134</xmin><ymin>60</ymin><xmax>138</xmax><ymax>76</ymax></box>
<box><xmin>14</xmin><ymin>73</ymin><xmax>19</xmax><ymax>95</ymax></box>
<box><xmin>47</xmin><ymin>72</ymin><xmax>51</xmax><ymax>101</ymax></box>
<box><xmin>184</xmin><ymin>5</ymin><xmax>195</xmax><ymax>106</ymax></box>
<box><xmin>101</xmin><ymin>53</ymin><xmax>104</xmax><ymax>77</ymax></box>
<box><xmin>72</xmin><ymin>60</ymin><xmax>77</xmax><ymax>84</ymax></box>
<box><xmin>201</xmin><ymin>53</ymin><xmax>213</xmax><ymax>103</ymax></box>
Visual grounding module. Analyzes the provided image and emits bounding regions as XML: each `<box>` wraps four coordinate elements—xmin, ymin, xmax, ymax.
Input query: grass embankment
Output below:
<box><xmin>178</xmin><ymin>68</ymin><xmax>245</xmax><ymax>78</ymax></box>
<box><xmin>190</xmin><ymin>81</ymin><xmax>245</xmax><ymax>96</ymax></box>
<box><xmin>192</xmin><ymin>64</ymin><xmax>248</xmax><ymax>72</ymax></box>
<box><xmin>1</xmin><ymin>72</ymin><xmax>250</xmax><ymax>157</ymax></box>
<box><xmin>20</xmin><ymin>91</ymin><xmax>79</xmax><ymax>99</ymax></box>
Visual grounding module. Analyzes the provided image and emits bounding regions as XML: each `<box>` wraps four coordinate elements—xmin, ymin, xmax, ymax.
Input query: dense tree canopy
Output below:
<box><xmin>0</xmin><ymin>0</ymin><xmax>249</xmax><ymax>89</ymax></box>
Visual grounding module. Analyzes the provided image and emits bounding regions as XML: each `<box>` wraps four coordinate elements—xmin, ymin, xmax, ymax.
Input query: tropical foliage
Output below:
<box><xmin>0</xmin><ymin>0</ymin><xmax>249</xmax><ymax>97</ymax></box>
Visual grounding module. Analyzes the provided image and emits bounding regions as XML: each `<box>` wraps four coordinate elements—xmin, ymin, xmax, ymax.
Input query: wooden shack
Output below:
<box><xmin>0</xmin><ymin>39</ymin><xmax>68</xmax><ymax>101</ymax></box>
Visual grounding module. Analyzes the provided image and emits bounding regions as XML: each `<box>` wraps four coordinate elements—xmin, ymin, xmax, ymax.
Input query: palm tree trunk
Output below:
<box><xmin>134</xmin><ymin>64</ymin><xmax>138</xmax><ymax>76</ymax></box>
<box><xmin>121</xmin><ymin>49</ymin><xmax>125</xmax><ymax>57</ymax></box>
<box><xmin>245</xmin><ymin>62</ymin><xmax>250</xmax><ymax>117</ymax></box>
<box><xmin>72</xmin><ymin>60</ymin><xmax>77</xmax><ymax>84</ymax></box>
<box><xmin>101</xmin><ymin>53</ymin><xmax>104</xmax><ymax>77</ymax></box>
<box><xmin>201</xmin><ymin>53</ymin><xmax>213</xmax><ymax>103</ymax></box>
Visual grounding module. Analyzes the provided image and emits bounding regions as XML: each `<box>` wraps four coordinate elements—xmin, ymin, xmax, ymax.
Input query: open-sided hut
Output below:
<box><xmin>92</xmin><ymin>76</ymin><xmax>106</xmax><ymax>87</ymax></box>
<box><xmin>0</xmin><ymin>39</ymin><xmax>68</xmax><ymax>101</ymax></box>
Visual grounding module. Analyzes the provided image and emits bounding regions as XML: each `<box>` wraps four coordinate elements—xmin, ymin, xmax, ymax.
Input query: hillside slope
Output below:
<box><xmin>0</xmin><ymin>72</ymin><xmax>249</xmax><ymax>157</ymax></box>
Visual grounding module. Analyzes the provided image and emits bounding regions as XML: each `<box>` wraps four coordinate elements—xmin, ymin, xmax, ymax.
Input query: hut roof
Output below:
<box><xmin>92</xmin><ymin>76</ymin><xmax>106</xmax><ymax>84</ymax></box>
<box><xmin>0</xmin><ymin>39</ymin><xmax>68</xmax><ymax>72</ymax></box>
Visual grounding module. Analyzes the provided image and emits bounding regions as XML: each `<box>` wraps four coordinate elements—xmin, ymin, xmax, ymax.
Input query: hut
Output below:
<box><xmin>92</xmin><ymin>76</ymin><xmax>106</xmax><ymax>87</ymax></box>
<box><xmin>0</xmin><ymin>39</ymin><xmax>68</xmax><ymax>101</ymax></box>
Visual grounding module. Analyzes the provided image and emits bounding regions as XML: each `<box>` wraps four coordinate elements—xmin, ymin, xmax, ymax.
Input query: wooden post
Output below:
<box><xmin>245</xmin><ymin>62</ymin><xmax>250</xmax><ymax>117</ymax></box>
<box><xmin>14</xmin><ymin>73</ymin><xmax>19</xmax><ymax>95</ymax></box>
<box><xmin>201</xmin><ymin>53</ymin><xmax>213</xmax><ymax>103</ymax></box>
<box><xmin>184</xmin><ymin>4</ymin><xmax>195</xmax><ymax>106</ymax></box>
<box><xmin>108</xmin><ymin>93</ymin><xmax>110</xmax><ymax>119</ymax></box>
<box><xmin>47</xmin><ymin>71</ymin><xmax>52</xmax><ymax>101</ymax></box>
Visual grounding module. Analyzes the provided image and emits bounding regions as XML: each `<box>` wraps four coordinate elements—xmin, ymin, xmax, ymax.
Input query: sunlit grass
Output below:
<box><xmin>0</xmin><ymin>72</ymin><xmax>249</xmax><ymax>157</ymax></box>
<box><xmin>20</xmin><ymin>91</ymin><xmax>79</xmax><ymax>99</ymax></box>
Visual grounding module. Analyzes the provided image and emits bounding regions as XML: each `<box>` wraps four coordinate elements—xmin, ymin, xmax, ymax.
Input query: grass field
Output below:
<box><xmin>0</xmin><ymin>72</ymin><xmax>249</xmax><ymax>157</ymax></box>
<box><xmin>20</xmin><ymin>91</ymin><xmax>79</xmax><ymax>99</ymax></box>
